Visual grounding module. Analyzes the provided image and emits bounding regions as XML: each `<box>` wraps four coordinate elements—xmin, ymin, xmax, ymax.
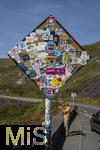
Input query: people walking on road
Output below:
<box><xmin>59</xmin><ymin>102</ymin><xmax>71</xmax><ymax>136</ymax></box>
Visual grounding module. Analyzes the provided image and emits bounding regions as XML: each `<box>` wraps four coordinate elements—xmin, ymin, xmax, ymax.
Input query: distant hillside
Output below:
<box><xmin>0</xmin><ymin>42</ymin><xmax>100</xmax><ymax>101</ymax></box>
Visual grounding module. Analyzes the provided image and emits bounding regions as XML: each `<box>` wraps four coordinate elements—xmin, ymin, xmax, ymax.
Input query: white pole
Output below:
<box><xmin>45</xmin><ymin>97</ymin><xmax>52</xmax><ymax>149</ymax></box>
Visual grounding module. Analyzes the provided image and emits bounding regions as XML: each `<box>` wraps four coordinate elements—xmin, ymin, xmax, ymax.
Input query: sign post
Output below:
<box><xmin>71</xmin><ymin>92</ymin><xmax>76</xmax><ymax>108</ymax></box>
<box><xmin>45</xmin><ymin>97</ymin><xmax>52</xmax><ymax>149</ymax></box>
<box><xmin>8</xmin><ymin>15</ymin><xmax>89</xmax><ymax>149</ymax></box>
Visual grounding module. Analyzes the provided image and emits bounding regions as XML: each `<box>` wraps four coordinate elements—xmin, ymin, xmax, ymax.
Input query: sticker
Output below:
<box><xmin>46</xmin><ymin>40</ymin><xmax>56</xmax><ymax>52</ymax></box>
<box><xmin>18</xmin><ymin>41</ymin><xmax>26</xmax><ymax>48</ymax></box>
<box><xmin>42</xmin><ymin>34</ymin><xmax>49</xmax><ymax>40</ymax></box>
<box><xmin>26</xmin><ymin>36</ymin><xmax>33</xmax><ymax>43</ymax></box>
<box><xmin>53</xmin><ymin>34</ymin><xmax>59</xmax><ymax>45</ymax></box>
<box><xmin>54</xmin><ymin>50</ymin><xmax>62</xmax><ymax>57</ymax></box>
<box><xmin>32</xmin><ymin>63</ymin><xmax>41</xmax><ymax>78</ymax></box>
<box><xmin>19</xmin><ymin>52</ymin><xmax>30</xmax><ymax>62</ymax></box>
<box><xmin>70</xmin><ymin>58</ymin><xmax>81</xmax><ymax>64</ymax></box>
<box><xmin>18</xmin><ymin>63</ymin><xmax>28</xmax><ymax>72</ymax></box>
<box><xmin>26</xmin><ymin>44</ymin><xmax>37</xmax><ymax>52</ymax></box>
<box><xmin>30</xmin><ymin>32</ymin><xmax>36</xmax><ymax>37</ymax></box>
<box><xmin>36</xmin><ymin>44</ymin><xmax>46</xmax><ymax>51</ymax></box>
<box><xmin>36</xmin><ymin>29</ymin><xmax>45</xmax><ymax>35</ymax></box>
<box><xmin>67</xmin><ymin>37</ymin><xmax>73</xmax><ymax>44</ymax></box>
<box><xmin>51</xmin><ymin>77</ymin><xmax>63</xmax><ymax>88</ymax></box>
<box><xmin>69</xmin><ymin>49</ymin><xmax>76</xmax><ymax>56</ymax></box>
<box><xmin>45</xmin><ymin>98</ymin><xmax>51</xmax><ymax>111</ymax></box>
<box><xmin>46</xmin><ymin>68</ymin><xmax>65</xmax><ymax>75</ymax></box>
<box><xmin>47</xmin><ymin>16</ymin><xmax>55</xmax><ymax>26</ymax></box>
<box><xmin>49</xmin><ymin>35</ymin><xmax>53</xmax><ymax>40</ymax></box>
<box><xmin>36</xmin><ymin>51</ymin><xmax>47</xmax><ymax>59</ymax></box>
<box><xmin>81</xmin><ymin>51</ymin><xmax>88</xmax><ymax>60</ymax></box>
<box><xmin>40</xmin><ymin>76</ymin><xmax>47</xmax><ymax>86</ymax></box>
<box><xmin>69</xmin><ymin>64</ymin><xmax>77</xmax><ymax>72</ymax></box>
<box><xmin>80</xmin><ymin>59</ymin><xmax>87</xmax><ymax>65</ymax></box>
<box><xmin>43</xmin><ymin>88</ymin><xmax>54</xmax><ymax>97</ymax></box>
<box><xmin>76</xmin><ymin>50</ymin><xmax>82</xmax><ymax>56</ymax></box>
<box><xmin>55</xmin><ymin>28</ymin><xmax>63</xmax><ymax>35</ymax></box>
<box><xmin>47</xmin><ymin>16</ymin><xmax>55</xmax><ymax>31</ymax></box>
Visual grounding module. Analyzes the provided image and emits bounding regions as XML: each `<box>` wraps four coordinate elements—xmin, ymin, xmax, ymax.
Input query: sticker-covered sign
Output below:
<box><xmin>8</xmin><ymin>15</ymin><xmax>89</xmax><ymax>97</ymax></box>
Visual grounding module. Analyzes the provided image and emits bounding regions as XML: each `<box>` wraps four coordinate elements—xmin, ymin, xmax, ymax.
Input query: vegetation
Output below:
<box><xmin>0</xmin><ymin>101</ymin><xmax>60</xmax><ymax>125</ymax></box>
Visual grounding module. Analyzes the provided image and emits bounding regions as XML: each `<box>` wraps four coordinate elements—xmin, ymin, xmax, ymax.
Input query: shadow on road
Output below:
<box><xmin>69</xmin><ymin>130</ymin><xmax>86</xmax><ymax>136</ymax></box>
<box><xmin>52</xmin><ymin>135</ymin><xmax>66</xmax><ymax>150</ymax></box>
<box><xmin>52</xmin><ymin>130</ymin><xmax>86</xmax><ymax>150</ymax></box>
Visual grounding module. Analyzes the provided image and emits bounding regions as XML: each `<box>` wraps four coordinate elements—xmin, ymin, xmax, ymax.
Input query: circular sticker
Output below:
<box><xmin>43</xmin><ymin>88</ymin><xmax>54</xmax><ymax>97</ymax></box>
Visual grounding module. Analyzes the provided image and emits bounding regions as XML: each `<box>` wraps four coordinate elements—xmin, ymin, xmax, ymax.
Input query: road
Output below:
<box><xmin>0</xmin><ymin>95</ymin><xmax>43</xmax><ymax>103</ymax></box>
<box><xmin>54</xmin><ymin>104</ymin><xmax>100</xmax><ymax>150</ymax></box>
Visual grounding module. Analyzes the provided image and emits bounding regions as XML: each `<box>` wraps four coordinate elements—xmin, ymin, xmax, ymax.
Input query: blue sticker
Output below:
<box><xmin>18</xmin><ymin>41</ymin><xmax>26</xmax><ymax>48</ymax></box>
<box><xmin>54</xmin><ymin>50</ymin><xmax>62</xmax><ymax>57</ymax></box>
<box><xmin>18</xmin><ymin>63</ymin><xmax>28</xmax><ymax>72</ymax></box>
<box><xmin>46</xmin><ymin>40</ymin><xmax>56</xmax><ymax>52</ymax></box>
<box><xmin>19</xmin><ymin>53</ymin><xmax>30</xmax><ymax>62</ymax></box>
<box><xmin>69</xmin><ymin>49</ymin><xmax>76</xmax><ymax>56</ymax></box>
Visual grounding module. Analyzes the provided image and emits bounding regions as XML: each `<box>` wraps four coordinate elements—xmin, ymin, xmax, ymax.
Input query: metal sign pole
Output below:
<box><xmin>73</xmin><ymin>96</ymin><xmax>74</xmax><ymax>108</ymax></box>
<box><xmin>71</xmin><ymin>92</ymin><xmax>76</xmax><ymax>109</ymax></box>
<box><xmin>45</xmin><ymin>97</ymin><xmax>52</xmax><ymax>150</ymax></box>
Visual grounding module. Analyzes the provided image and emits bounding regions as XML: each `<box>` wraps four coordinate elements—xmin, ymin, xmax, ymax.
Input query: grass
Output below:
<box><xmin>0</xmin><ymin>103</ymin><xmax>43</xmax><ymax>125</ymax></box>
<box><xmin>0</xmin><ymin>101</ymin><xmax>60</xmax><ymax>125</ymax></box>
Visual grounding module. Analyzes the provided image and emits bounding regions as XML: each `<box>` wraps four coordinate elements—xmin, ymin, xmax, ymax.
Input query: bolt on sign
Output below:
<box><xmin>8</xmin><ymin>15</ymin><xmax>89</xmax><ymax>97</ymax></box>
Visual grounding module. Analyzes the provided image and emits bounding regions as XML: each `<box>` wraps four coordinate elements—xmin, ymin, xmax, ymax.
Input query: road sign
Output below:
<box><xmin>71</xmin><ymin>92</ymin><xmax>76</xmax><ymax>108</ymax></box>
<box><xmin>71</xmin><ymin>92</ymin><xmax>76</xmax><ymax>97</ymax></box>
<box><xmin>8</xmin><ymin>15</ymin><xmax>89</xmax><ymax>98</ymax></box>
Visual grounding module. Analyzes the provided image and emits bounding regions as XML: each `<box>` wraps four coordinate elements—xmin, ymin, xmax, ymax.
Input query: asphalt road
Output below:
<box><xmin>0</xmin><ymin>95</ymin><xmax>43</xmax><ymax>103</ymax></box>
<box><xmin>54</xmin><ymin>104</ymin><xmax>100</xmax><ymax>150</ymax></box>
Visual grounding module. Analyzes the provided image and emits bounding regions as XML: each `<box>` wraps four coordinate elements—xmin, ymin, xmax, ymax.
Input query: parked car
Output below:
<box><xmin>90</xmin><ymin>111</ymin><xmax>100</xmax><ymax>134</ymax></box>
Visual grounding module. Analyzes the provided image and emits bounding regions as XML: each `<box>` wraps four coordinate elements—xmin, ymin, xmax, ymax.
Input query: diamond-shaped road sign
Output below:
<box><xmin>8</xmin><ymin>15</ymin><xmax>89</xmax><ymax>97</ymax></box>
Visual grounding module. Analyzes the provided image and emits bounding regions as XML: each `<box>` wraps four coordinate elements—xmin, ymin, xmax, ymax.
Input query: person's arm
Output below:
<box><xmin>63</xmin><ymin>109</ymin><xmax>67</xmax><ymax>114</ymax></box>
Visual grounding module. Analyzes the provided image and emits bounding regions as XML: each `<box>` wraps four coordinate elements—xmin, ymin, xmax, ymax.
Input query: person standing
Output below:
<box><xmin>59</xmin><ymin>102</ymin><xmax>71</xmax><ymax>136</ymax></box>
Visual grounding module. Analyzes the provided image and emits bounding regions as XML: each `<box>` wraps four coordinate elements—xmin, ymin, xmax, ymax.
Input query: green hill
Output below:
<box><xmin>0</xmin><ymin>42</ymin><xmax>100</xmax><ymax>104</ymax></box>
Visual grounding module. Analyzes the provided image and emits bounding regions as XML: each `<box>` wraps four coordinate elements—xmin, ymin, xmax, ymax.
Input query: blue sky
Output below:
<box><xmin>0</xmin><ymin>0</ymin><xmax>100</xmax><ymax>58</ymax></box>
